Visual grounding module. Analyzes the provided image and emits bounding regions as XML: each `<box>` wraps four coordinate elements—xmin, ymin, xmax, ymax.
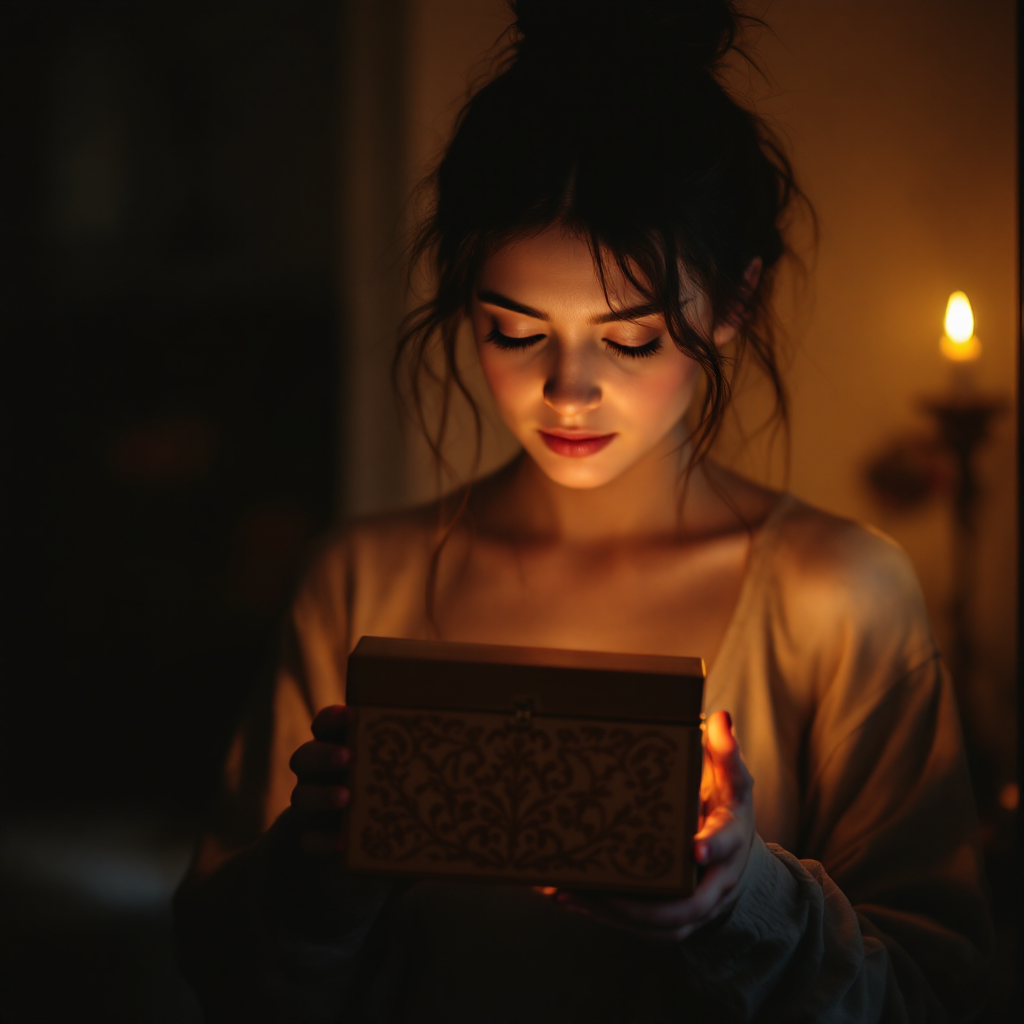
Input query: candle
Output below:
<box><xmin>940</xmin><ymin>291</ymin><xmax>980</xmax><ymax>362</ymax></box>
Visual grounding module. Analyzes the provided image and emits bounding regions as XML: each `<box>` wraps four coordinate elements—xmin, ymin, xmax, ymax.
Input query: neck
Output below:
<box><xmin>481</xmin><ymin>425</ymin><xmax>709</xmax><ymax>545</ymax></box>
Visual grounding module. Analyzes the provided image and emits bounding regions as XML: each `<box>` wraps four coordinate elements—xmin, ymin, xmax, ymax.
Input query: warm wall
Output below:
<box><xmin>733</xmin><ymin>1</ymin><xmax>1018</xmax><ymax>785</ymax></box>
<box><xmin>347</xmin><ymin>0</ymin><xmax>1017</xmax><ymax>780</ymax></box>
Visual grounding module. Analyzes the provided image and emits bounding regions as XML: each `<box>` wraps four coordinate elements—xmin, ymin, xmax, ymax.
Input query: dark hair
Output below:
<box><xmin>395</xmin><ymin>0</ymin><xmax>811</xmax><ymax>574</ymax></box>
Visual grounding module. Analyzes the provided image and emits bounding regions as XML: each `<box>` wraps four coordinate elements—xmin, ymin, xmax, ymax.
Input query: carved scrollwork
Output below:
<box><xmin>353</xmin><ymin>711</ymin><xmax>686</xmax><ymax>883</ymax></box>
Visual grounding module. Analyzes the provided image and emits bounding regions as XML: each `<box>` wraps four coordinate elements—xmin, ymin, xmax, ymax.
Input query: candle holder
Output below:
<box><xmin>916</xmin><ymin>393</ymin><xmax>1009</xmax><ymax>756</ymax></box>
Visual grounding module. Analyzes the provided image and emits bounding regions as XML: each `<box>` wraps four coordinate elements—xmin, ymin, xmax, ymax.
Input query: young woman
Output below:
<box><xmin>175</xmin><ymin>2</ymin><xmax>992</xmax><ymax>1020</ymax></box>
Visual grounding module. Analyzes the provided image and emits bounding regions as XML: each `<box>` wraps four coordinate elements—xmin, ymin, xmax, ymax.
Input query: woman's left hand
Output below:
<box><xmin>551</xmin><ymin>709</ymin><xmax>755</xmax><ymax>942</ymax></box>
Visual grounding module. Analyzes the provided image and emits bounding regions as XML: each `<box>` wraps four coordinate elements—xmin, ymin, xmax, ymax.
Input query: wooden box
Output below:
<box><xmin>344</xmin><ymin>636</ymin><xmax>705</xmax><ymax>895</ymax></box>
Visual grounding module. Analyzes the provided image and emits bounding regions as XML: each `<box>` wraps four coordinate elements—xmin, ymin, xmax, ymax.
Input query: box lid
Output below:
<box><xmin>347</xmin><ymin>636</ymin><xmax>705</xmax><ymax>725</ymax></box>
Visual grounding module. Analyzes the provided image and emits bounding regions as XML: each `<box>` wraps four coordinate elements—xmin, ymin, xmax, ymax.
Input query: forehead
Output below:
<box><xmin>478</xmin><ymin>228</ymin><xmax>646</xmax><ymax>315</ymax></box>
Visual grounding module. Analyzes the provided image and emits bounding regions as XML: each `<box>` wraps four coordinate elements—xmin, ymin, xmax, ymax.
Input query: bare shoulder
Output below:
<box><xmin>769</xmin><ymin>496</ymin><xmax>930</xmax><ymax>643</ymax></box>
<box><xmin>775</xmin><ymin>498</ymin><xmax>916</xmax><ymax>587</ymax></box>
<box><xmin>698</xmin><ymin>462</ymin><xmax>919</xmax><ymax>598</ymax></box>
<box><xmin>344</xmin><ymin>501</ymin><xmax>439</xmax><ymax>557</ymax></box>
<box><xmin>293</xmin><ymin>500</ymin><xmax>441</xmax><ymax>605</ymax></box>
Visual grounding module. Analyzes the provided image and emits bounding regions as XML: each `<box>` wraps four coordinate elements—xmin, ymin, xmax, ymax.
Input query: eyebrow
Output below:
<box><xmin>476</xmin><ymin>290</ymin><xmax>661</xmax><ymax>326</ymax></box>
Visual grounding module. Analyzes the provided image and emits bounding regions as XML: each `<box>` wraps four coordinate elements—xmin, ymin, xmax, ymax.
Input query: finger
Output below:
<box><xmin>699</xmin><ymin>749</ymin><xmax>715</xmax><ymax>808</ymax></box>
<box><xmin>587</xmin><ymin>894</ymin><xmax>693</xmax><ymax>930</ymax></box>
<box><xmin>291</xmin><ymin>782</ymin><xmax>351</xmax><ymax>813</ymax></box>
<box><xmin>554</xmin><ymin>892</ymin><xmax>620</xmax><ymax>928</ymax></box>
<box><xmin>705</xmin><ymin>710</ymin><xmax>736</xmax><ymax>762</ymax></box>
<box><xmin>562</xmin><ymin>854</ymin><xmax>745</xmax><ymax>933</ymax></box>
<box><xmin>684</xmin><ymin>859</ymin><xmax>744</xmax><ymax>924</ymax></box>
<box><xmin>311</xmin><ymin>704</ymin><xmax>350</xmax><ymax>742</ymax></box>
<box><xmin>694</xmin><ymin>809</ymin><xmax>747</xmax><ymax>865</ymax></box>
<box><xmin>289</xmin><ymin>740</ymin><xmax>351</xmax><ymax>778</ymax></box>
<box><xmin>557</xmin><ymin>893</ymin><xmax>698</xmax><ymax>943</ymax></box>
<box><xmin>560</xmin><ymin>890</ymin><xmax>703</xmax><ymax>932</ymax></box>
<box><xmin>705</xmin><ymin>711</ymin><xmax>753</xmax><ymax>804</ymax></box>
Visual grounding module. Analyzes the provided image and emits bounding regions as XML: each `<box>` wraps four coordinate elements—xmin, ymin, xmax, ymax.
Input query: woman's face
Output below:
<box><xmin>471</xmin><ymin>228</ymin><xmax>716</xmax><ymax>490</ymax></box>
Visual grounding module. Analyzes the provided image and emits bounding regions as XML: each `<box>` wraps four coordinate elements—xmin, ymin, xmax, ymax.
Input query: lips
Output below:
<box><xmin>538</xmin><ymin>430</ymin><xmax>616</xmax><ymax>458</ymax></box>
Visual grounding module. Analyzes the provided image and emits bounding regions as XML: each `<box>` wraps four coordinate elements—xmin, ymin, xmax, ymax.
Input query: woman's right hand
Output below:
<box><xmin>288</xmin><ymin>704</ymin><xmax>353</xmax><ymax>858</ymax></box>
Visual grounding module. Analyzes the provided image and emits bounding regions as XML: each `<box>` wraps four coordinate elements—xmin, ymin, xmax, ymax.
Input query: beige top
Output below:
<box><xmin>177</xmin><ymin>493</ymin><xmax>992</xmax><ymax>1023</ymax></box>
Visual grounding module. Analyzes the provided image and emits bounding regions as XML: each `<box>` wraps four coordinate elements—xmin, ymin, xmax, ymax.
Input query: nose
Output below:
<box><xmin>543</xmin><ymin>343</ymin><xmax>602</xmax><ymax>417</ymax></box>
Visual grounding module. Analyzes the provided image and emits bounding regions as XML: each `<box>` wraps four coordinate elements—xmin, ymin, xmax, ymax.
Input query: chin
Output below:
<box><xmin>528</xmin><ymin>447</ymin><xmax>632</xmax><ymax>490</ymax></box>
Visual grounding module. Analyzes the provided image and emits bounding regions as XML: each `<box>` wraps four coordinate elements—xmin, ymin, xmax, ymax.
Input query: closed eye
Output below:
<box><xmin>486</xmin><ymin>326</ymin><xmax>546</xmax><ymax>351</ymax></box>
<box><xmin>604</xmin><ymin>337</ymin><xmax>664</xmax><ymax>360</ymax></box>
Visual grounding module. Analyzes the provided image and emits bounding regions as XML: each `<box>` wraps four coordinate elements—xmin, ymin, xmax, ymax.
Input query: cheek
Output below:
<box><xmin>621</xmin><ymin>356</ymin><xmax>700</xmax><ymax>428</ymax></box>
<box><xmin>477</xmin><ymin>345</ymin><xmax>535</xmax><ymax>416</ymax></box>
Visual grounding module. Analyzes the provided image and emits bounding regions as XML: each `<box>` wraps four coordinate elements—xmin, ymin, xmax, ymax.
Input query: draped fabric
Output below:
<box><xmin>175</xmin><ymin>494</ymin><xmax>991</xmax><ymax>1022</ymax></box>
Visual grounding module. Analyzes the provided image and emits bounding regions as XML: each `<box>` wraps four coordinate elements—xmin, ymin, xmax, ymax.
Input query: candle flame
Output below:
<box><xmin>940</xmin><ymin>291</ymin><xmax>980</xmax><ymax>361</ymax></box>
<box><xmin>944</xmin><ymin>292</ymin><xmax>974</xmax><ymax>342</ymax></box>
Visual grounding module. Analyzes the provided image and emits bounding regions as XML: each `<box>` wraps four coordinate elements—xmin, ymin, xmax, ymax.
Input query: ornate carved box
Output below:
<box><xmin>344</xmin><ymin>636</ymin><xmax>706</xmax><ymax>895</ymax></box>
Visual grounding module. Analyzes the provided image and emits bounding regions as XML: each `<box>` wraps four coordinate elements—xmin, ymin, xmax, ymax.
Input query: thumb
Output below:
<box><xmin>705</xmin><ymin>710</ymin><xmax>750</xmax><ymax>804</ymax></box>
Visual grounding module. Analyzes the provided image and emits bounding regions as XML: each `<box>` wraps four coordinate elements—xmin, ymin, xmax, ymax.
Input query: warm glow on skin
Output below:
<box><xmin>471</xmin><ymin>229</ymin><xmax>744</xmax><ymax>495</ymax></box>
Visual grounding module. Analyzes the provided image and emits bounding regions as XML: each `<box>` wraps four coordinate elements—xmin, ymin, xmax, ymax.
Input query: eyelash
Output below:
<box><xmin>486</xmin><ymin>327</ymin><xmax>664</xmax><ymax>360</ymax></box>
<box><xmin>609</xmin><ymin>337</ymin><xmax>663</xmax><ymax>360</ymax></box>
<box><xmin>486</xmin><ymin>327</ymin><xmax>545</xmax><ymax>351</ymax></box>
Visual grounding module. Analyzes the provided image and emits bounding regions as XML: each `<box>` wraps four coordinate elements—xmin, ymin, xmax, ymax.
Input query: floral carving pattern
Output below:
<box><xmin>349</xmin><ymin>710</ymin><xmax>690</xmax><ymax>885</ymax></box>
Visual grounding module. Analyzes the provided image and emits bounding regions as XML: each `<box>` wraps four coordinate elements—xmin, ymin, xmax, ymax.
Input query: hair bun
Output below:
<box><xmin>511</xmin><ymin>0</ymin><xmax>737</xmax><ymax>74</ymax></box>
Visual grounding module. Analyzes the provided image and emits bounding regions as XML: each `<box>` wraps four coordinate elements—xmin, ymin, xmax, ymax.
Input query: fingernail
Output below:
<box><xmin>332</xmin><ymin>746</ymin><xmax>351</xmax><ymax>768</ymax></box>
<box><xmin>695</xmin><ymin>841</ymin><xmax>708</xmax><ymax>864</ymax></box>
<box><xmin>335</xmin><ymin>787</ymin><xmax>351</xmax><ymax>808</ymax></box>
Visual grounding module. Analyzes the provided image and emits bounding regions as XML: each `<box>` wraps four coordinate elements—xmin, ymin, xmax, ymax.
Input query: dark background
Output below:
<box><xmin>2</xmin><ymin>2</ymin><xmax>344</xmax><ymax>1019</ymax></box>
<box><xmin>3</xmin><ymin>0</ymin><xmax>341</xmax><ymax>813</ymax></box>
